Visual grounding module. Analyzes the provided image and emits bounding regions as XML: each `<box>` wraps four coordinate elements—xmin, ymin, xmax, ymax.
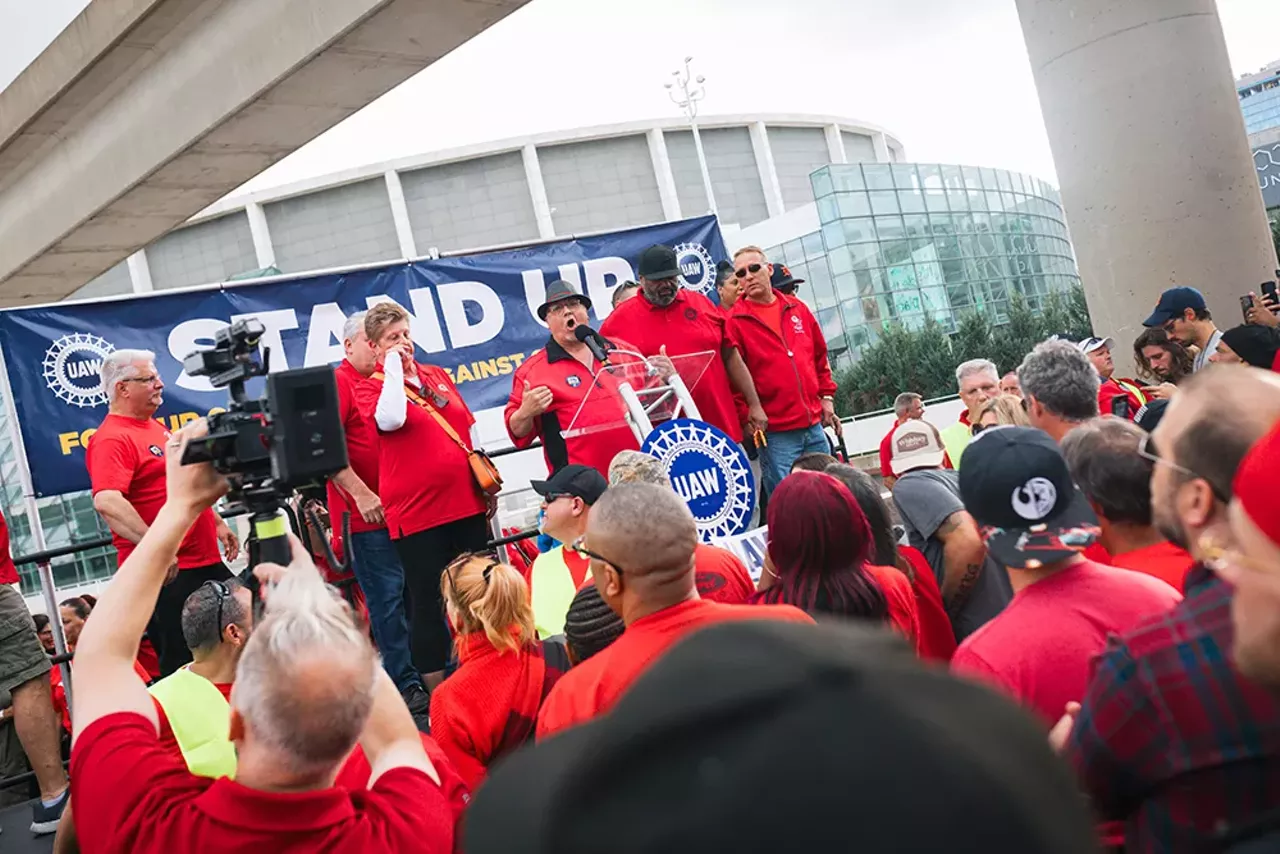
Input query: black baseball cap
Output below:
<box><xmin>1143</xmin><ymin>286</ymin><xmax>1207</xmax><ymax>327</ymax></box>
<box><xmin>531</xmin><ymin>464</ymin><xmax>607</xmax><ymax>505</ymax></box>
<box><xmin>770</xmin><ymin>263</ymin><xmax>805</xmax><ymax>294</ymax></box>
<box><xmin>636</xmin><ymin>244</ymin><xmax>681</xmax><ymax>280</ymax></box>
<box><xmin>959</xmin><ymin>426</ymin><xmax>1100</xmax><ymax>569</ymax></box>
<box><xmin>466</xmin><ymin>620</ymin><xmax>1099</xmax><ymax>854</ymax></box>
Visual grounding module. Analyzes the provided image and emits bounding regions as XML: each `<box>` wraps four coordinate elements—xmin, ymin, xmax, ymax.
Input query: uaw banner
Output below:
<box><xmin>0</xmin><ymin>216</ymin><xmax>726</xmax><ymax>497</ymax></box>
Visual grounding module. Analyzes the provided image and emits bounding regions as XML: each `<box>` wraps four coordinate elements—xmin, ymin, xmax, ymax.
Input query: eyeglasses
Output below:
<box><xmin>202</xmin><ymin>579</ymin><xmax>231</xmax><ymax>640</ymax></box>
<box><xmin>123</xmin><ymin>374</ymin><xmax>162</xmax><ymax>387</ymax></box>
<box><xmin>569</xmin><ymin>535</ymin><xmax>622</xmax><ymax>575</ymax></box>
<box><xmin>547</xmin><ymin>300</ymin><xmax>585</xmax><ymax>317</ymax></box>
<box><xmin>734</xmin><ymin>263</ymin><xmax>763</xmax><ymax>279</ymax></box>
<box><xmin>1137</xmin><ymin>433</ymin><xmax>1229</xmax><ymax>503</ymax></box>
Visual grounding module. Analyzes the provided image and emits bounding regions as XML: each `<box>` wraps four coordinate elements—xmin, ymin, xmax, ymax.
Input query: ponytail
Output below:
<box><xmin>441</xmin><ymin>553</ymin><xmax>536</xmax><ymax>655</ymax></box>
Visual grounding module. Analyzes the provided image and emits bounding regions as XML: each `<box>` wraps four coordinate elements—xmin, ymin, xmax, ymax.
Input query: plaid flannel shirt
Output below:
<box><xmin>1065</xmin><ymin>566</ymin><xmax>1280</xmax><ymax>852</ymax></box>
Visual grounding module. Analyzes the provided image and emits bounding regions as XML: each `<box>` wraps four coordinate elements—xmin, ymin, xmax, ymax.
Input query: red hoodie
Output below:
<box><xmin>726</xmin><ymin>292</ymin><xmax>837</xmax><ymax>432</ymax></box>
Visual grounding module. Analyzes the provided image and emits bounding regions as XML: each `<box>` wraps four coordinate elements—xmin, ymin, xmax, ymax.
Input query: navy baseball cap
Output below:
<box><xmin>1143</xmin><ymin>287</ymin><xmax>1206</xmax><ymax>327</ymax></box>
<box><xmin>959</xmin><ymin>427</ymin><xmax>1099</xmax><ymax>570</ymax></box>
<box><xmin>770</xmin><ymin>263</ymin><xmax>805</xmax><ymax>294</ymax></box>
<box><xmin>531</xmin><ymin>464</ymin><xmax>607</xmax><ymax>505</ymax></box>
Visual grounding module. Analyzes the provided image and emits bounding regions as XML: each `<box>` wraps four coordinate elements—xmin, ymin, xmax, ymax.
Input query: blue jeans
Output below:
<box><xmin>758</xmin><ymin>422</ymin><xmax>829</xmax><ymax>496</ymax></box>
<box><xmin>349</xmin><ymin>529</ymin><xmax>419</xmax><ymax>692</ymax></box>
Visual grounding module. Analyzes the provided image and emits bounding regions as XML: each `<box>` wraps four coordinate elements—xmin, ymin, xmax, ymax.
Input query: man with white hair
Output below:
<box><xmin>87</xmin><ymin>349</ymin><xmax>238</xmax><ymax>676</ymax></box>
<box><xmin>326</xmin><ymin>312</ymin><xmax>428</xmax><ymax>719</ymax></box>
<box><xmin>68</xmin><ymin>420</ymin><xmax>451</xmax><ymax>852</ymax></box>
<box><xmin>940</xmin><ymin>359</ymin><xmax>1000</xmax><ymax>469</ymax></box>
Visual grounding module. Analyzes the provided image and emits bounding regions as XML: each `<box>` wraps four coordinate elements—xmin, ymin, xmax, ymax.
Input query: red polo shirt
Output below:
<box><xmin>599</xmin><ymin>290</ymin><xmax>743</xmax><ymax>442</ymax></box>
<box><xmin>86</xmin><ymin>414</ymin><xmax>221</xmax><ymax>569</ymax></box>
<box><xmin>536</xmin><ymin>598</ymin><xmax>814</xmax><ymax>738</ymax></box>
<box><xmin>71</xmin><ymin>712</ymin><xmax>453</xmax><ymax>853</ymax></box>
<box><xmin>0</xmin><ymin>507</ymin><xmax>17</xmax><ymax>585</ymax></box>
<box><xmin>1110</xmin><ymin>540</ymin><xmax>1196</xmax><ymax>593</ymax></box>
<box><xmin>353</xmin><ymin>363</ymin><xmax>485</xmax><ymax>540</ymax></box>
<box><xmin>505</xmin><ymin>336</ymin><xmax>643</xmax><ymax>477</ymax></box>
<box><xmin>327</xmin><ymin>360</ymin><xmax>383</xmax><ymax>536</ymax></box>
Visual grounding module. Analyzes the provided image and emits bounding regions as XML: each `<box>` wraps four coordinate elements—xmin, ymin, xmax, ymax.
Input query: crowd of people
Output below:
<box><xmin>0</xmin><ymin>245</ymin><xmax>1279</xmax><ymax>852</ymax></box>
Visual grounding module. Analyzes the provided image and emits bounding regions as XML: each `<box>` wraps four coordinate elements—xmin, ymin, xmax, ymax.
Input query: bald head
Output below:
<box><xmin>1157</xmin><ymin>365</ymin><xmax>1280</xmax><ymax>501</ymax></box>
<box><xmin>588</xmin><ymin>484</ymin><xmax>697</xmax><ymax>584</ymax></box>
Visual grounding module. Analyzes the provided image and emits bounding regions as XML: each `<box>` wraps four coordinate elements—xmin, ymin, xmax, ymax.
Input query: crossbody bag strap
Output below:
<box><xmin>372</xmin><ymin>371</ymin><xmax>470</xmax><ymax>455</ymax></box>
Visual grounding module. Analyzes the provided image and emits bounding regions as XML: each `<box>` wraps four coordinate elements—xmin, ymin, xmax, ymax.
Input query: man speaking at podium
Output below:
<box><xmin>600</xmin><ymin>244</ymin><xmax>767</xmax><ymax>444</ymax></box>
<box><xmin>506</xmin><ymin>281</ymin><xmax>642</xmax><ymax>476</ymax></box>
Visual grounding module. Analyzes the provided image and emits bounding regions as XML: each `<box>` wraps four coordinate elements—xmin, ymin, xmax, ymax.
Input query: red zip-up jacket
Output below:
<box><xmin>726</xmin><ymin>292</ymin><xmax>837</xmax><ymax>432</ymax></box>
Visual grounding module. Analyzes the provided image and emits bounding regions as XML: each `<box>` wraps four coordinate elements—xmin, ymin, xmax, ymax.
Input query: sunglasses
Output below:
<box><xmin>734</xmin><ymin>263</ymin><xmax>763</xmax><ymax>279</ymax></box>
<box><xmin>202</xmin><ymin>579</ymin><xmax>232</xmax><ymax>640</ymax></box>
<box><xmin>1137</xmin><ymin>433</ymin><xmax>1229</xmax><ymax>503</ymax></box>
<box><xmin>569</xmin><ymin>535</ymin><xmax>623</xmax><ymax>575</ymax></box>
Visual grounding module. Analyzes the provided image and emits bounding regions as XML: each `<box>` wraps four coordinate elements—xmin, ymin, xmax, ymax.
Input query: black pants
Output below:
<box><xmin>394</xmin><ymin>514</ymin><xmax>490</xmax><ymax>675</ymax></box>
<box><xmin>151</xmin><ymin>562</ymin><xmax>232</xmax><ymax>676</ymax></box>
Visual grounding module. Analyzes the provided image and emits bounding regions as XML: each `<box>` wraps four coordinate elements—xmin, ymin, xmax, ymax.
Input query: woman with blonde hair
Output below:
<box><xmin>973</xmin><ymin>393</ymin><xmax>1030</xmax><ymax>434</ymax></box>
<box><xmin>428</xmin><ymin>553</ymin><xmax>569</xmax><ymax>788</ymax></box>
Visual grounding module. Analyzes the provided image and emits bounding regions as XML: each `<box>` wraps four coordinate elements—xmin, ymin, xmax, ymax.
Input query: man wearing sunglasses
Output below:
<box><xmin>600</xmin><ymin>244</ymin><xmax>768</xmax><ymax>448</ymax></box>
<box><xmin>1055</xmin><ymin>366</ymin><xmax>1280</xmax><ymax>851</ymax></box>
<box><xmin>724</xmin><ymin>246</ymin><xmax>840</xmax><ymax>496</ymax></box>
<box><xmin>88</xmin><ymin>349</ymin><xmax>239</xmax><ymax>677</ymax></box>
<box><xmin>527</xmin><ymin>465</ymin><xmax>608</xmax><ymax>639</ymax></box>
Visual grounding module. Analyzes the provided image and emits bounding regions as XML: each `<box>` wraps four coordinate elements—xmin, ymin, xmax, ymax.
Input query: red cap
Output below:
<box><xmin>1235</xmin><ymin>419</ymin><xmax>1280</xmax><ymax>546</ymax></box>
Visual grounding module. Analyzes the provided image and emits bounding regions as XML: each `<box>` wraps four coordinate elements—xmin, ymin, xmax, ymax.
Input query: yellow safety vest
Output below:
<box><xmin>531</xmin><ymin>545</ymin><xmax>590</xmax><ymax>639</ymax></box>
<box><xmin>148</xmin><ymin>667</ymin><xmax>236</xmax><ymax>779</ymax></box>
<box><xmin>1116</xmin><ymin>379</ymin><xmax>1149</xmax><ymax>406</ymax></box>
<box><xmin>939</xmin><ymin>421</ymin><xmax>972</xmax><ymax>472</ymax></box>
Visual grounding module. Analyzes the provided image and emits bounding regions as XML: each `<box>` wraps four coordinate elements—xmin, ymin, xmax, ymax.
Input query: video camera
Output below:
<box><xmin>180</xmin><ymin>318</ymin><xmax>348</xmax><ymax>569</ymax></box>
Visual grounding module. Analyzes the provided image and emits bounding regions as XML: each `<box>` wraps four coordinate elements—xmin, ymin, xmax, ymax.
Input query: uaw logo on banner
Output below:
<box><xmin>43</xmin><ymin>334</ymin><xmax>116</xmax><ymax>408</ymax></box>
<box><xmin>641</xmin><ymin>418</ymin><xmax>755</xmax><ymax>541</ymax></box>
<box><xmin>674</xmin><ymin>242</ymin><xmax>715</xmax><ymax>295</ymax></box>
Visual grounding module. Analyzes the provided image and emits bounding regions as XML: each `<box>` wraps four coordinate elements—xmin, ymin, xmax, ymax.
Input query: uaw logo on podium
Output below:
<box><xmin>562</xmin><ymin>345</ymin><xmax>755</xmax><ymax>541</ymax></box>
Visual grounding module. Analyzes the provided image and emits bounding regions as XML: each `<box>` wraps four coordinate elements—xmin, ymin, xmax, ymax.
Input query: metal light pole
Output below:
<box><xmin>666</xmin><ymin>57</ymin><xmax>717</xmax><ymax>216</ymax></box>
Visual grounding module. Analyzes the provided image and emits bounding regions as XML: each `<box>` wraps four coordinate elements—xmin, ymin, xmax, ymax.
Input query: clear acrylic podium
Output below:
<box><xmin>561</xmin><ymin>350</ymin><xmax>715</xmax><ymax>444</ymax></box>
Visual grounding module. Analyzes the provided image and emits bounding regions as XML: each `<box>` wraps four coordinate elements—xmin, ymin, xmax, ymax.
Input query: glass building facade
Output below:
<box><xmin>765</xmin><ymin>162</ymin><xmax>1081</xmax><ymax>370</ymax></box>
<box><xmin>1239</xmin><ymin>64</ymin><xmax>1280</xmax><ymax>137</ymax></box>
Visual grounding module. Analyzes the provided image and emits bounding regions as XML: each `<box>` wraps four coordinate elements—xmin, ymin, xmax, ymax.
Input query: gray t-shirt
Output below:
<box><xmin>1193</xmin><ymin>328</ymin><xmax>1224</xmax><ymax>373</ymax></box>
<box><xmin>892</xmin><ymin>468</ymin><xmax>1013</xmax><ymax>641</ymax></box>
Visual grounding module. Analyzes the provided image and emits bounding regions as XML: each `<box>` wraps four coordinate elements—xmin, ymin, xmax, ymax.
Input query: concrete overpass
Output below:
<box><xmin>0</xmin><ymin>0</ymin><xmax>530</xmax><ymax>307</ymax></box>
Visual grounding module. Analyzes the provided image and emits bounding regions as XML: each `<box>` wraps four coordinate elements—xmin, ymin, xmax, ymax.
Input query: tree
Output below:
<box><xmin>835</xmin><ymin>284</ymin><xmax>1096</xmax><ymax>413</ymax></box>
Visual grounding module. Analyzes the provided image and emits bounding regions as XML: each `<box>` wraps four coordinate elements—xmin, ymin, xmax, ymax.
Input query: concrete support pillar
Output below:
<box><xmin>647</xmin><ymin>128</ymin><xmax>683</xmax><ymax>221</ymax></box>
<box><xmin>523</xmin><ymin>144</ymin><xmax>556</xmax><ymax>239</ymax></box>
<box><xmin>244</xmin><ymin>202</ymin><xmax>276</xmax><ymax>270</ymax></box>
<box><xmin>383</xmin><ymin>170</ymin><xmax>419</xmax><ymax>259</ymax></box>
<box><xmin>749</xmin><ymin>122</ymin><xmax>785</xmax><ymax>217</ymax></box>
<box><xmin>871</xmin><ymin>132</ymin><xmax>890</xmax><ymax>163</ymax></box>
<box><xmin>1015</xmin><ymin>0</ymin><xmax>1278</xmax><ymax>352</ymax></box>
<box><xmin>824</xmin><ymin>124</ymin><xmax>847</xmax><ymax>164</ymax></box>
<box><xmin>126</xmin><ymin>250</ymin><xmax>153</xmax><ymax>294</ymax></box>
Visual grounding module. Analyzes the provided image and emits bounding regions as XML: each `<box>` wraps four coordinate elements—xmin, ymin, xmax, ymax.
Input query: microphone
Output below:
<box><xmin>574</xmin><ymin>324</ymin><xmax>611</xmax><ymax>363</ymax></box>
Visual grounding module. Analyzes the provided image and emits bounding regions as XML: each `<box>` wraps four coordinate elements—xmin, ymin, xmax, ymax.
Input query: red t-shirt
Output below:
<box><xmin>327</xmin><ymin>360</ymin><xmax>383</xmax><ymax>536</ymax></box>
<box><xmin>71</xmin><ymin>712</ymin><xmax>453</xmax><ymax>853</ymax></box>
<box><xmin>152</xmin><ymin>681</ymin><xmax>234</xmax><ymax>755</ymax></box>
<box><xmin>1109</xmin><ymin>540</ymin><xmax>1196</xmax><ymax>593</ymax></box>
<box><xmin>745</xmin><ymin>296</ymin><xmax>784</xmax><ymax>337</ymax></box>
<box><xmin>0</xmin><ymin>507</ymin><xmax>17</xmax><ymax>585</ymax></box>
<box><xmin>536</xmin><ymin>598</ymin><xmax>813</xmax><ymax>739</ymax></box>
<box><xmin>900</xmin><ymin>546</ymin><xmax>957</xmax><ymax>663</ymax></box>
<box><xmin>950</xmin><ymin>560</ymin><xmax>1182</xmax><ymax>725</ymax></box>
<box><xmin>86</xmin><ymin>414</ymin><xmax>221</xmax><ymax>569</ymax></box>
<box><xmin>865</xmin><ymin>564</ymin><xmax>920</xmax><ymax>648</ymax></box>
<box><xmin>599</xmin><ymin>290</ymin><xmax>744</xmax><ymax>442</ymax></box>
<box><xmin>354</xmin><ymin>363</ymin><xmax>485</xmax><ymax>539</ymax></box>
<box><xmin>693</xmin><ymin>543</ymin><xmax>756</xmax><ymax>605</ymax></box>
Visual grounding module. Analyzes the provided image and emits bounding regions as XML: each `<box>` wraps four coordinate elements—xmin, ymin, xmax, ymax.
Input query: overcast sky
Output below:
<box><xmin>4</xmin><ymin>0</ymin><xmax>1280</xmax><ymax>195</ymax></box>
